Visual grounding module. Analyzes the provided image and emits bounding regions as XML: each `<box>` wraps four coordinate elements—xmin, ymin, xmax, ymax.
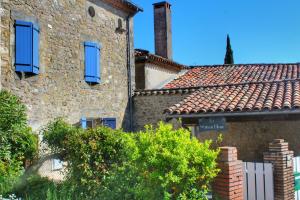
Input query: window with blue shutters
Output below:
<box><xmin>84</xmin><ymin>42</ymin><xmax>101</xmax><ymax>84</ymax></box>
<box><xmin>102</xmin><ymin>118</ymin><xmax>116</xmax><ymax>129</ymax></box>
<box><xmin>15</xmin><ymin>20</ymin><xmax>39</xmax><ymax>74</ymax></box>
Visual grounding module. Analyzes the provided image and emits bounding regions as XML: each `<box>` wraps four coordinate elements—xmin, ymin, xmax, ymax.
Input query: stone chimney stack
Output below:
<box><xmin>153</xmin><ymin>1</ymin><xmax>172</xmax><ymax>60</ymax></box>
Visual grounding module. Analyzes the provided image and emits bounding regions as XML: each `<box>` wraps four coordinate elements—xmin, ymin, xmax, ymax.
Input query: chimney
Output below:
<box><xmin>153</xmin><ymin>1</ymin><xmax>172</xmax><ymax>60</ymax></box>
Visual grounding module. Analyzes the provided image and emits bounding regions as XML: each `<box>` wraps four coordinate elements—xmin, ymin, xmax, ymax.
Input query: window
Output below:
<box><xmin>80</xmin><ymin>117</ymin><xmax>101</xmax><ymax>129</ymax></box>
<box><xmin>80</xmin><ymin>117</ymin><xmax>116</xmax><ymax>129</ymax></box>
<box><xmin>102</xmin><ymin>118</ymin><xmax>116</xmax><ymax>129</ymax></box>
<box><xmin>15</xmin><ymin>20</ymin><xmax>39</xmax><ymax>74</ymax></box>
<box><xmin>84</xmin><ymin>42</ymin><xmax>101</xmax><ymax>84</ymax></box>
<box><xmin>52</xmin><ymin>159</ymin><xmax>63</xmax><ymax>171</ymax></box>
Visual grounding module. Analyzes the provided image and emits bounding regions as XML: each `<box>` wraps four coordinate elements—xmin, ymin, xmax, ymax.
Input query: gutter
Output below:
<box><xmin>167</xmin><ymin>110</ymin><xmax>300</xmax><ymax>119</ymax></box>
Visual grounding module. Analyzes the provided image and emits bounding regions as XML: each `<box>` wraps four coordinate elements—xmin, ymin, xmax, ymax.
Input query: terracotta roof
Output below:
<box><xmin>166</xmin><ymin>79</ymin><xmax>300</xmax><ymax>115</ymax></box>
<box><xmin>135</xmin><ymin>49</ymin><xmax>186</xmax><ymax>71</ymax></box>
<box><xmin>164</xmin><ymin>63</ymin><xmax>300</xmax><ymax>89</ymax></box>
<box><xmin>162</xmin><ymin>63</ymin><xmax>300</xmax><ymax>116</ymax></box>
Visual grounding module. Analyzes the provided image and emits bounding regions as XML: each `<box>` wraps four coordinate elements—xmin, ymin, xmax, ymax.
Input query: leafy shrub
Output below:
<box><xmin>43</xmin><ymin>120</ymin><xmax>219</xmax><ymax>200</ymax></box>
<box><xmin>101</xmin><ymin>123</ymin><xmax>219</xmax><ymax>200</ymax></box>
<box><xmin>43</xmin><ymin>119</ymin><xmax>134</xmax><ymax>198</ymax></box>
<box><xmin>0</xmin><ymin>91</ymin><xmax>38</xmax><ymax>195</ymax></box>
<box><xmin>10</xmin><ymin>172</ymin><xmax>76</xmax><ymax>200</ymax></box>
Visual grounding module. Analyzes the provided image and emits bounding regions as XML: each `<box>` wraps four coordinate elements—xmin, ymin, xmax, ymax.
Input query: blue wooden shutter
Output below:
<box><xmin>32</xmin><ymin>24</ymin><xmax>40</xmax><ymax>74</ymax></box>
<box><xmin>102</xmin><ymin>118</ymin><xmax>116</xmax><ymax>129</ymax></box>
<box><xmin>81</xmin><ymin>117</ymin><xmax>87</xmax><ymax>129</ymax></box>
<box><xmin>15</xmin><ymin>20</ymin><xmax>39</xmax><ymax>74</ymax></box>
<box><xmin>84</xmin><ymin>42</ymin><xmax>100</xmax><ymax>84</ymax></box>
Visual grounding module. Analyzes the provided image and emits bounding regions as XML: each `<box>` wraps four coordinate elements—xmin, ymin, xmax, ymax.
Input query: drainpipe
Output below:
<box><xmin>125</xmin><ymin>5</ymin><xmax>143</xmax><ymax>131</ymax></box>
<box><xmin>126</xmin><ymin>15</ymin><xmax>133</xmax><ymax>131</ymax></box>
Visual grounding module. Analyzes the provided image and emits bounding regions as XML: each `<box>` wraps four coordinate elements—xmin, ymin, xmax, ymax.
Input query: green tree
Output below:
<box><xmin>224</xmin><ymin>34</ymin><xmax>234</xmax><ymax>64</ymax></box>
<box><xmin>0</xmin><ymin>90</ymin><xmax>38</xmax><ymax>195</ymax></box>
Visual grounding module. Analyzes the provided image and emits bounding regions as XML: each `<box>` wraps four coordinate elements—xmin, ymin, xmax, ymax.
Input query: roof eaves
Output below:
<box><xmin>134</xmin><ymin>87</ymin><xmax>200</xmax><ymax>96</ymax></box>
<box><xmin>166</xmin><ymin>109</ymin><xmax>300</xmax><ymax>118</ymax></box>
<box><xmin>103</xmin><ymin>0</ymin><xmax>143</xmax><ymax>15</ymax></box>
<box><xmin>135</xmin><ymin>49</ymin><xmax>187</xmax><ymax>71</ymax></box>
<box><xmin>189</xmin><ymin>62</ymin><xmax>300</xmax><ymax>69</ymax></box>
<box><xmin>123</xmin><ymin>0</ymin><xmax>144</xmax><ymax>12</ymax></box>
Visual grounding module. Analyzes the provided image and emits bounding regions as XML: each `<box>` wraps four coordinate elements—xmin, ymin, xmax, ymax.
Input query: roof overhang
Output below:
<box><xmin>167</xmin><ymin>110</ymin><xmax>300</xmax><ymax>119</ymax></box>
<box><xmin>102</xmin><ymin>0</ymin><xmax>143</xmax><ymax>15</ymax></box>
<box><xmin>135</xmin><ymin>49</ymin><xmax>186</xmax><ymax>72</ymax></box>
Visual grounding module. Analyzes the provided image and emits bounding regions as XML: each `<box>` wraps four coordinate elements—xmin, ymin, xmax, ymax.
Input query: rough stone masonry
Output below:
<box><xmin>0</xmin><ymin>0</ymin><xmax>136</xmax><ymax>179</ymax></box>
<box><xmin>1</xmin><ymin>0</ymin><xmax>135</xmax><ymax>130</ymax></box>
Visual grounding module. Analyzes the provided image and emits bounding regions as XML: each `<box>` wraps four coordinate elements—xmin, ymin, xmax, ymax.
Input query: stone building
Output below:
<box><xmin>0</xmin><ymin>0</ymin><xmax>142</xmax><ymax>180</ymax></box>
<box><xmin>133</xmin><ymin>1</ymin><xmax>300</xmax><ymax>161</ymax></box>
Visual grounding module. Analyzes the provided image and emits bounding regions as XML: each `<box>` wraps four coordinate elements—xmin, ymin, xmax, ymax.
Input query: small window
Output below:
<box><xmin>15</xmin><ymin>20</ymin><xmax>39</xmax><ymax>74</ymax></box>
<box><xmin>102</xmin><ymin>118</ymin><xmax>116</xmax><ymax>129</ymax></box>
<box><xmin>84</xmin><ymin>42</ymin><xmax>101</xmax><ymax>84</ymax></box>
<box><xmin>80</xmin><ymin>117</ymin><xmax>116</xmax><ymax>129</ymax></box>
<box><xmin>52</xmin><ymin>159</ymin><xmax>63</xmax><ymax>171</ymax></box>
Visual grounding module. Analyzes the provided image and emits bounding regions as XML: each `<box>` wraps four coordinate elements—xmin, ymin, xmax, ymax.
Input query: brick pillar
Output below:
<box><xmin>263</xmin><ymin>139</ymin><xmax>294</xmax><ymax>200</ymax></box>
<box><xmin>213</xmin><ymin>147</ymin><xmax>244</xmax><ymax>200</ymax></box>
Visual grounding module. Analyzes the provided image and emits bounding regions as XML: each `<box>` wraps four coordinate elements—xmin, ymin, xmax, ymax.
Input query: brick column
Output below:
<box><xmin>212</xmin><ymin>147</ymin><xmax>244</xmax><ymax>200</ymax></box>
<box><xmin>263</xmin><ymin>139</ymin><xmax>294</xmax><ymax>200</ymax></box>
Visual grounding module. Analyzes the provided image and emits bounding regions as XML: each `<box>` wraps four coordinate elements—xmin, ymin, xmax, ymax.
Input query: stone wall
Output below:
<box><xmin>1</xmin><ymin>0</ymin><xmax>135</xmax><ymax>179</ymax></box>
<box><xmin>195</xmin><ymin>120</ymin><xmax>300</xmax><ymax>161</ymax></box>
<box><xmin>133</xmin><ymin>93</ymin><xmax>189</xmax><ymax>130</ymax></box>
<box><xmin>0</xmin><ymin>0</ymin><xmax>135</xmax><ymax>130</ymax></box>
<box><xmin>133</xmin><ymin>94</ymin><xmax>300</xmax><ymax>161</ymax></box>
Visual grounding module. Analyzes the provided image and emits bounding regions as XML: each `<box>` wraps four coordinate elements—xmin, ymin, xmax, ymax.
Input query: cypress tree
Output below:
<box><xmin>224</xmin><ymin>34</ymin><xmax>234</xmax><ymax>64</ymax></box>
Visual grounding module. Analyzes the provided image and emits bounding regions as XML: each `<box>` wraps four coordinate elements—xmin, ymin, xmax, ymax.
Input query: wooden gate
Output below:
<box><xmin>294</xmin><ymin>157</ymin><xmax>300</xmax><ymax>200</ymax></box>
<box><xmin>243</xmin><ymin>162</ymin><xmax>274</xmax><ymax>200</ymax></box>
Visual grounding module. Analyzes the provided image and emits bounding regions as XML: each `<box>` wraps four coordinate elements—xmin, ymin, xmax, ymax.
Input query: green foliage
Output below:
<box><xmin>43</xmin><ymin>119</ymin><xmax>135</xmax><ymax>198</ymax></box>
<box><xmin>43</xmin><ymin>118</ymin><xmax>77</xmax><ymax>156</ymax></box>
<box><xmin>224</xmin><ymin>34</ymin><xmax>234</xmax><ymax>64</ymax></box>
<box><xmin>10</xmin><ymin>173</ymin><xmax>75</xmax><ymax>200</ymax></box>
<box><xmin>44</xmin><ymin>120</ymin><xmax>219</xmax><ymax>200</ymax></box>
<box><xmin>101</xmin><ymin>123</ymin><xmax>220</xmax><ymax>200</ymax></box>
<box><xmin>0</xmin><ymin>90</ymin><xmax>38</xmax><ymax>195</ymax></box>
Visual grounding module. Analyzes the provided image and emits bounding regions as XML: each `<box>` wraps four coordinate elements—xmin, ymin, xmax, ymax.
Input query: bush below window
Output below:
<box><xmin>42</xmin><ymin>120</ymin><xmax>219</xmax><ymax>200</ymax></box>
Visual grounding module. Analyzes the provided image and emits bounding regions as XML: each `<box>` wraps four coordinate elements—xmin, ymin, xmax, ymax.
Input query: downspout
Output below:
<box><xmin>126</xmin><ymin>5</ymin><xmax>143</xmax><ymax>131</ymax></box>
<box><xmin>126</xmin><ymin>15</ymin><xmax>133</xmax><ymax>131</ymax></box>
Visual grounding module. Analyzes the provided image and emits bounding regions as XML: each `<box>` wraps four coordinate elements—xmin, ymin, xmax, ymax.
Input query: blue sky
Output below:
<box><xmin>133</xmin><ymin>0</ymin><xmax>300</xmax><ymax>66</ymax></box>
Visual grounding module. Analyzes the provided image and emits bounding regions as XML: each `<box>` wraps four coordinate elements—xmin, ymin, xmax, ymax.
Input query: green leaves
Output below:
<box><xmin>42</xmin><ymin>120</ymin><xmax>219</xmax><ymax>200</ymax></box>
<box><xmin>0</xmin><ymin>90</ymin><xmax>38</xmax><ymax>195</ymax></box>
<box><xmin>128</xmin><ymin>122</ymin><xmax>220</xmax><ymax>199</ymax></box>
